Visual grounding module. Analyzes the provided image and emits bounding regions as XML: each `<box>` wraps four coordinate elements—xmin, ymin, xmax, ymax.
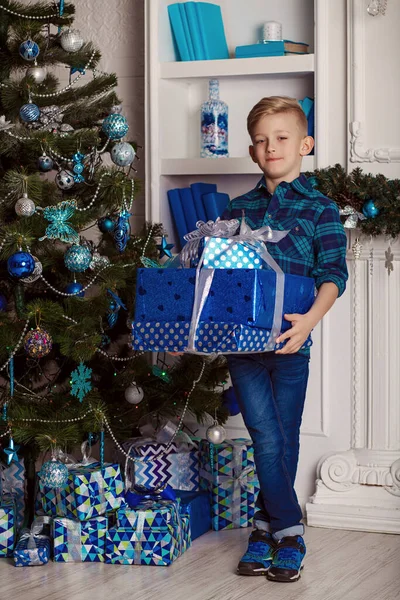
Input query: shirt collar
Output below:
<box><xmin>256</xmin><ymin>173</ymin><xmax>316</xmax><ymax>197</ymax></box>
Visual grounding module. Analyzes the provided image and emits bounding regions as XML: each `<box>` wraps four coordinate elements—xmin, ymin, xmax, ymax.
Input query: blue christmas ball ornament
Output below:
<box><xmin>20</xmin><ymin>102</ymin><xmax>40</xmax><ymax>122</ymax></box>
<box><xmin>7</xmin><ymin>251</ymin><xmax>35</xmax><ymax>278</ymax></box>
<box><xmin>65</xmin><ymin>282</ymin><xmax>85</xmax><ymax>297</ymax></box>
<box><xmin>0</xmin><ymin>294</ymin><xmax>7</xmax><ymax>312</ymax></box>
<box><xmin>39</xmin><ymin>457</ymin><xmax>69</xmax><ymax>489</ymax></box>
<box><xmin>102</xmin><ymin>113</ymin><xmax>129</xmax><ymax>140</ymax></box>
<box><xmin>19</xmin><ymin>39</ymin><xmax>40</xmax><ymax>61</ymax></box>
<box><xmin>98</xmin><ymin>216</ymin><xmax>115</xmax><ymax>233</ymax></box>
<box><xmin>362</xmin><ymin>199</ymin><xmax>380</xmax><ymax>219</ymax></box>
<box><xmin>38</xmin><ymin>154</ymin><xmax>54</xmax><ymax>171</ymax></box>
<box><xmin>64</xmin><ymin>245</ymin><xmax>92</xmax><ymax>272</ymax></box>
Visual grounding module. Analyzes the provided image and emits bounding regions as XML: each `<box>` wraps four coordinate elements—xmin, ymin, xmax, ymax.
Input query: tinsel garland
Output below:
<box><xmin>306</xmin><ymin>163</ymin><xmax>400</xmax><ymax>238</ymax></box>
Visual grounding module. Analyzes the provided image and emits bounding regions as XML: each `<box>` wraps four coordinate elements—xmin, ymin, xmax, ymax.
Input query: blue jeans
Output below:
<box><xmin>226</xmin><ymin>352</ymin><xmax>310</xmax><ymax>540</ymax></box>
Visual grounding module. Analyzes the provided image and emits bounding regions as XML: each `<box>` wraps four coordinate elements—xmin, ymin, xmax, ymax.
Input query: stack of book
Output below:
<box><xmin>168</xmin><ymin>2</ymin><xmax>229</xmax><ymax>61</ymax></box>
<box><xmin>168</xmin><ymin>182</ymin><xmax>230</xmax><ymax>249</ymax></box>
<box><xmin>235</xmin><ymin>40</ymin><xmax>309</xmax><ymax>59</ymax></box>
<box><xmin>299</xmin><ymin>96</ymin><xmax>315</xmax><ymax>143</ymax></box>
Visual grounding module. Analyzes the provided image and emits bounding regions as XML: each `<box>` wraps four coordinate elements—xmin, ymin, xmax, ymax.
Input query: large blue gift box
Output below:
<box><xmin>53</xmin><ymin>516</ymin><xmax>107</xmax><ymax>562</ymax></box>
<box><xmin>132</xmin><ymin>267</ymin><xmax>315</xmax><ymax>353</ymax></box>
<box><xmin>36</xmin><ymin>462</ymin><xmax>125</xmax><ymax>521</ymax></box>
<box><xmin>124</xmin><ymin>438</ymin><xmax>200</xmax><ymax>491</ymax></box>
<box><xmin>106</xmin><ymin>499</ymin><xmax>191</xmax><ymax>565</ymax></box>
<box><xmin>199</xmin><ymin>439</ymin><xmax>260</xmax><ymax>531</ymax></box>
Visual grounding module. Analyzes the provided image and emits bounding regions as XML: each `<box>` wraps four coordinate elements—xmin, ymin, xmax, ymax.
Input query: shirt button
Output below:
<box><xmin>295</xmin><ymin>226</ymin><xmax>299</xmax><ymax>231</ymax></box>
<box><xmin>268</xmin><ymin>214</ymin><xmax>272</xmax><ymax>219</ymax></box>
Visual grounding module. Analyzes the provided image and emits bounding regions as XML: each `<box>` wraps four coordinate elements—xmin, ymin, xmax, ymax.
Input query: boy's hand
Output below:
<box><xmin>275</xmin><ymin>313</ymin><xmax>315</xmax><ymax>354</ymax></box>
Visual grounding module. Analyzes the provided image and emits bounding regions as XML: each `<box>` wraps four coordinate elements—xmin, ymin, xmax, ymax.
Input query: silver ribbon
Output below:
<box><xmin>56</xmin><ymin>518</ymin><xmax>82</xmax><ymax>562</ymax></box>
<box><xmin>185</xmin><ymin>217</ymin><xmax>290</xmax><ymax>352</ymax></box>
<box><xmin>339</xmin><ymin>205</ymin><xmax>366</xmax><ymax>229</ymax></box>
<box><xmin>17</xmin><ymin>516</ymin><xmax>52</xmax><ymax>565</ymax></box>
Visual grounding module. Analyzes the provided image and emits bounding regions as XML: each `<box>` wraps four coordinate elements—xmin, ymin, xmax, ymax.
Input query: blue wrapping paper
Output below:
<box><xmin>53</xmin><ymin>516</ymin><xmax>107</xmax><ymax>562</ymax></box>
<box><xmin>175</xmin><ymin>490</ymin><xmax>211</xmax><ymax>540</ymax></box>
<box><xmin>1</xmin><ymin>458</ymin><xmax>26</xmax><ymax>529</ymax></box>
<box><xmin>106</xmin><ymin>499</ymin><xmax>191</xmax><ymax>565</ymax></box>
<box><xmin>132</xmin><ymin>268</ymin><xmax>315</xmax><ymax>353</ymax></box>
<box><xmin>0</xmin><ymin>496</ymin><xmax>16</xmax><ymax>557</ymax></box>
<box><xmin>13</xmin><ymin>517</ymin><xmax>52</xmax><ymax>566</ymax></box>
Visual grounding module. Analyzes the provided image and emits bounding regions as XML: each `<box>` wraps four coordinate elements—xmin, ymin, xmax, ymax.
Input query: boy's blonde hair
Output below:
<box><xmin>247</xmin><ymin>96</ymin><xmax>308</xmax><ymax>139</ymax></box>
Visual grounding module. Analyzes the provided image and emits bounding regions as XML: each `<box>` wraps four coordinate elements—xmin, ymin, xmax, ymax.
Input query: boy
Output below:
<box><xmin>220</xmin><ymin>97</ymin><xmax>348</xmax><ymax>583</ymax></box>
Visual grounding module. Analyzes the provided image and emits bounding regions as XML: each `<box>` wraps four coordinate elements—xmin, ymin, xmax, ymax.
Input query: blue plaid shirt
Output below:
<box><xmin>220</xmin><ymin>174</ymin><xmax>348</xmax><ymax>354</ymax></box>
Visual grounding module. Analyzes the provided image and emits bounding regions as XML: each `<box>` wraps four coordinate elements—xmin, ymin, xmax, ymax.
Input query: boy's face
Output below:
<box><xmin>249</xmin><ymin>112</ymin><xmax>314</xmax><ymax>192</ymax></box>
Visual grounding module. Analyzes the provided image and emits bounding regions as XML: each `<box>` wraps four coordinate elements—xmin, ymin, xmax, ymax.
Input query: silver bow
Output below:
<box><xmin>17</xmin><ymin>516</ymin><xmax>52</xmax><ymax>565</ymax></box>
<box><xmin>180</xmin><ymin>218</ymin><xmax>240</xmax><ymax>264</ymax></box>
<box><xmin>339</xmin><ymin>205</ymin><xmax>366</xmax><ymax>229</ymax></box>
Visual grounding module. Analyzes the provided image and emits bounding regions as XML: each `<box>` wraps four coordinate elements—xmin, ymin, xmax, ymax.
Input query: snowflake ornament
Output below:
<box><xmin>70</xmin><ymin>361</ymin><xmax>92</xmax><ymax>402</ymax></box>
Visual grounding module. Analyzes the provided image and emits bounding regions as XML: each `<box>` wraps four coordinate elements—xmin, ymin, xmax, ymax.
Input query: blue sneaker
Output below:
<box><xmin>237</xmin><ymin>529</ymin><xmax>276</xmax><ymax>576</ymax></box>
<box><xmin>267</xmin><ymin>535</ymin><xmax>306</xmax><ymax>582</ymax></box>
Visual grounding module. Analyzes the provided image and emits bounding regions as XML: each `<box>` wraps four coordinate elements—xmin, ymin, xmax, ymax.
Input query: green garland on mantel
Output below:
<box><xmin>305</xmin><ymin>164</ymin><xmax>400</xmax><ymax>238</ymax></box>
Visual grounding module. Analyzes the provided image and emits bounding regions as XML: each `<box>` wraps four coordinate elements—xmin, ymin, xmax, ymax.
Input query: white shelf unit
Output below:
<box><xmin>145</xmin><ymin>0</ymin><xmax>329</xmax><ymax>247</ymax></box>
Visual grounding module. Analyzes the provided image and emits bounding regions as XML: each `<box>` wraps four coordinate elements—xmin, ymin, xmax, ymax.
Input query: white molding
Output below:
<box><xmin>161</xmin><ymin>156</ymin><xmax>316</xmax><ymax>175</ymax></box>
<box><xmin>348</xmin><ymin>0</ymin><xmax>400</xmax><ymax>163</ymax></box>
<box><xmin>315</xmin><ymin>0</ymin><xmax>330</xmax><ymax>168</ymax></box>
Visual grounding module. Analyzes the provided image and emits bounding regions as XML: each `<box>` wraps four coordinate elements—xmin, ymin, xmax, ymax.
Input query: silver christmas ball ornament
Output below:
<box><xmin>111</xmin><ymin>105</ymin><xmax>122</xmax><ymax>114</ymax></box>
<box><xmin>125</xmin><ymin>383</ymin><xmax>144</xmax><ymax>404</ymax></box>
<box><xmin>56</xmin><ymin>169</ymin><xmax>75</xmax><ymax>190</ymax></box>
<box><xmin>111</xmin><ymin>142</ymin><xmax>136</xmax><ymax>167</ymax></box>
<box><xmin>60</xmin><ymin>29</ymin><xmax>84</xmax><ymax>53</ymax></box>
<box><xmin>26</xmin><ymin>65</ymin><xmax>47</xmax><ymax>84</ymax></box>
<box><xmin>39</xmin><ymin>457</ymin><xmax>69</xmax><ymax>488</ymax></box>
<box><xmin>38</xmin><ymin>154</ymin><xmax>53</xmax><ymax>171</ymax></box>
<box><xmin>89</xmin><ymin>252</ymin><xmax>110</xmax><ymax>271</ymax></box>
<box><xmin>15</xmin><ymin>193</ymin><xmax>35</xmax><ymax>217</ymax></box>
<box><xmin>206</xmin><ymin>423</ymin><xmax>226</xmax><ymax>445</ymax></box>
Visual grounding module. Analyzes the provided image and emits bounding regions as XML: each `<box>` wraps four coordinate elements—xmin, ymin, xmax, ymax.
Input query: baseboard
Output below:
<box><xmin>306</xmin><ymin>502</ymin><xmax>400</xmax><ymax>534</ymax></box>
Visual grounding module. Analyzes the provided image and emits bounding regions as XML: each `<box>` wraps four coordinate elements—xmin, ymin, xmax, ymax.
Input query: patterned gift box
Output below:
<box><xmin>106</xmin><ymin>499</ymin><xmax>191</xmax><ymax>565</ymax></box>
<box><xmin>199</xmin><ymin>439</ymin><xmax>260</xmax><ymax>531</ymax></box>
<box><xmin>132</xmin><ymin>268</ymin><xmax>314</xmax><ymax>353</ymax></box>
<box><xmin>13</xmin><ymin>518</ymin><xmax>52</xmax><ymax>566</ymax></box>
<box><xmin>125</xmin><ymin>438</ymin><xmax>200</xmax><ymax>491</ymax></box>
<box><xmin>202</xmin><ymin>237</ymin><xmax>263</xmax><ymax>269</ymax></box>
<box><xmin>1</xmin><ymin>458</ymin><xmax>27</xmax><ymax>528</ymax></box>
<box><xmin>176</xmin><ymin>490</ymin><xmax>211</xmax><ymax>540</ymax></box>
<box><xmin>37</xmin><ymin>463</ymin><xmax>125</xmax><ymax>521</ymax></box>
<box><xmin>53</xmin><ymin>516</ymin><xmax>107</xmax><ymax>562</ymax></box>
<box><xmin>0</xmin><ymin>496</ymin><xmax>16</xmax><ymax>557</ymax></box>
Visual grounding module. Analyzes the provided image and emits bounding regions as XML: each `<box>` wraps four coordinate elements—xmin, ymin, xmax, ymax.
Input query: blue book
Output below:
<box><xmin>178</xmin><ymin>188</ymin><xmax>198</xmax><ymax>233</ymax></box>
<box><xmin>299</xmin><ymin>96</ymin><xmax>313</xmax><ymax>118</ymax></box>
<box><xmin>190</xmin><ymin>182</ymin><xmax>216</xmax><ymax>222</ymax></box>
<box><xmin>202</xmin><ymin>192</ymin><xmax>230</xmax><ymax>221</ymax></box>
<box><xmin>184</xmin><ymin>2</ymin><xmax>206</xmax><ymax>60</ymax></box>
<box><xmin>178</xmin><ymin>3</ymin><xmax>195</xmax><ymax>60</ymax></box>
<box><xmin>195</xmin><ymin>2</ymin><xmax>229</xmax><ymax>60</ymax></box>
<box><xmin>168</xmin><ymin>4</ymin><xmax>191</xmax><ymax>61</ymax></box>
<box><xmin>235</xmin><ymin>40</ymin><xmax>309</xmax><ymax>59</ymax></box>
<box><xmin>168</xmin><ymin>188</ymin><xmax>188</xmax><ymax>249</ymax></box>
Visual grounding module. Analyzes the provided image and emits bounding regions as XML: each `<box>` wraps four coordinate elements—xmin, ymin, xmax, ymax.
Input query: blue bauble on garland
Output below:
<box><xmin>97</xmin><ymin>216</ymin><xmax>115</xmax><ymax>233</ymax></box>
<box><xmin>20</xmin><ymin>102</ymin><xmax>40</xmax><ymax>122</ymax></box>
<box><xmin>362</xmin><ymin>199</ymin><xmax>380</xmax><ymax>219</ymax></box>
<box><xmin>38</xmin><ymin>154</ymin><xmax>54</xmax><ymax>171</ymax></box>
<box><xmin>7</xmin><ymin>251</ymin><xmax>35</xmax><ymax>278</ymax></box>
<box><xmin>65</xmin><ymin>282</ymin><xmax>85</xmax><ymax>297</ymax></box>
<box><xmin>19</xmin><ymin>39</ymin><xmax>40</xmax><ymax>61</ymax></box>
<box><xmin>64</xmin><ymin>245</ymin><xmax>92</xmax><ymax>272</ymax></box>
<box><xmin>102</xmin><ymin>113</ymin><xmax>129</xmax><ymax>140</ymax></box>
<box><xmin>0</xmin><ymin>293</ymin><xmax>7</xmax><ymax>312</ymax></box>
<box><xmin>39</xmin><ymin>458</ymin><xmax>69</xmax><ymax>489</ymax></box>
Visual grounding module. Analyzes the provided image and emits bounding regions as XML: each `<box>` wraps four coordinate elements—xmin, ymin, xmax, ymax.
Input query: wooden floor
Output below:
<box><xmin>1</xmin><ymin>525</ymin><xmax>399</xmax><ymax>600</ymax></box>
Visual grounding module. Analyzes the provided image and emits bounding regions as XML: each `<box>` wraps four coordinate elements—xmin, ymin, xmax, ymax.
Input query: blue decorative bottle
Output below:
<box><xmin>200</xmin><ymin>79</ymin><xmax>229</xmax><ymax>158</ymax></box>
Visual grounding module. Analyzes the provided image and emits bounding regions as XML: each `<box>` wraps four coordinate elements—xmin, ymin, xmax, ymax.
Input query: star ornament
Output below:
<box><xmin>4</xmin><ymin>437</ymin><xmax>20</xmax><ymax>465</ymax></box>
<box><xmin>70</xmin><ymin>361</ymin><xmax>93</xmax><ymax>403</ymax></box>
<box><xmin>157</xmin><ymin>236</ymin><xmax>174</xmax><ymax>259</ymax></box>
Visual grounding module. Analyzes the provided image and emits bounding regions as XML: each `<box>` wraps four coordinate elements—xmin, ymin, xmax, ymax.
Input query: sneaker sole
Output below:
<box><xmin>267</xmin><ymin>565</ymin><xmax>304</xmax><ymax>583</ymax></box>
<box><xmin>237</xmin><ymin>565</ymin><xmax>271</xmax><ymax>576</ymax></box>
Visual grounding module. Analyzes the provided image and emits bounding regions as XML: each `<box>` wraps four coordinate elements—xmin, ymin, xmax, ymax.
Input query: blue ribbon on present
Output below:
<box><xmin>125</xmin><ymin>484</ymin><xmax>177</xmax><ymax>508</ymax></box>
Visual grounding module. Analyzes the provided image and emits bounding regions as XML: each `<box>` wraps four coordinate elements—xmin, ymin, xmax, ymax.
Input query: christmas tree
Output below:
<box><xmin>0</xmin><ymin>0</ymin><xmax>228</xmax><ymax>513</ymax></box>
